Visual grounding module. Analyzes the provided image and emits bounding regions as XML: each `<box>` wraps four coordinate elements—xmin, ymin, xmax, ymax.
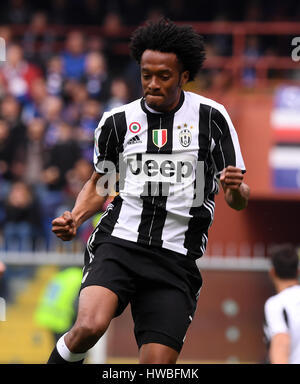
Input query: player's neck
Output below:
<box><xmin>276</xmin><ymin>279</ymin><xmax>299</xmax><ymax>293</ymax></box>
<box><xmin>144</xmin><ymin>102</ymin><xmax>163</xmax><ymax>114</ymax></box>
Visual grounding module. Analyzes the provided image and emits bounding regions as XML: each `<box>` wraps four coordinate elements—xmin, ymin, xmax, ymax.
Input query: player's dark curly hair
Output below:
<box><xmin>129</xmin><ymin>18</ymin><xmax>206</xmax><ymax>82</ymax></box>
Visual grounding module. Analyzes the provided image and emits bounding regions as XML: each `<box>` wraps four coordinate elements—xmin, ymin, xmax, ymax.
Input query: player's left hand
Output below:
<box><xmin>220</xmin><ymin>166</ymin><xmax>243</xmax><ymax>191</ymax></box>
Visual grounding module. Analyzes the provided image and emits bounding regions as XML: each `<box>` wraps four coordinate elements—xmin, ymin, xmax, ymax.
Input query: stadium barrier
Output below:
<box><xmin>9</xmin><ymin>21</ymin><xmax>300</xmax><ymax>86</ymax></box>
<box><xmin>0</xmin><ymin>251</ymin><xmax>270</xmax><ymax>270</ymax></box>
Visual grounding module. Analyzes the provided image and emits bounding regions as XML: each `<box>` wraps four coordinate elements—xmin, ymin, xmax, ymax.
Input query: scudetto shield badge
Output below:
<box><xmin>179</xmin><ymin>129</ymin><xmax>192</xmax><ymax>147</ymax></box>
<box><xmin>153</xmin><ymin>129</ymin><xmax>167</xmax><ymax>148</ymax></box>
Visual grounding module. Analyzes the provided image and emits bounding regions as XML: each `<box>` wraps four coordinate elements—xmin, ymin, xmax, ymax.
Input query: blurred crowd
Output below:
<box><xmin>0</xmin><ymin>0</ymin><xmax>299</xmax><ymax>25</ymax></box>
<box><xmin>0</xmin><ymin>25</ymin><xmax>136</xmax><ymax>252</ymax></box>
<box><xmin>0</xmin><ymin>0</ymin><xmax>298</xmax><ymax>252</ymax></box>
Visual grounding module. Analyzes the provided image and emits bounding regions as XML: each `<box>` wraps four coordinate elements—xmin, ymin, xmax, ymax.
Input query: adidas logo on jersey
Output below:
<box><xmin>128</xmin><ymin>135</ymin><xmax>142</xmax><ymax>144</ymax></box>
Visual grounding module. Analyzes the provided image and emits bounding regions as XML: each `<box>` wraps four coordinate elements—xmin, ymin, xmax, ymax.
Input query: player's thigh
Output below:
<box><xmin>75</xmin><ymin>285</ymin><xmax>119</xmax><ymax>330</ymax></box>
<box><xmin>81</xmin><ymin>243</ymin><xmax>136</xmax><ymax>317</ymax></box>
<box><xmin>131</xmin><ymin>285</ymin><xmax>197</xmax><ymax>354</ymax></box>
<box><xmin>139</xmin><ymin>343</ymin><xmax>179</xmax><ymax>364</ymax></box>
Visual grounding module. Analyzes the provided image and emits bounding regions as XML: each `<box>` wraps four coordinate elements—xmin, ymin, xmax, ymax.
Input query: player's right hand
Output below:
<box><xmin>52</xmin><ymin>211</ymin><xmax>77</xmax><ymax>241</ymax></box>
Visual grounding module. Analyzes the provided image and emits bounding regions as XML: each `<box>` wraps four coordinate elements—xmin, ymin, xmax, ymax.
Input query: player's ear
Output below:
<box><xmin>180</xmin><ymin>71</ymin><xmax>189</xmax><ymax>87</ymax></box>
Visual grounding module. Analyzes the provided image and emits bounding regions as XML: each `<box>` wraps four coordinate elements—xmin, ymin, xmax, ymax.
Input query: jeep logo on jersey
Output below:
<box><xmin>123</xmin><ymin>153</ymin><xmax>196</xmax><ymax>184</ymax></box>
<box><xmin>179</xmin><ymin>129</ymin><xmax>192</xmax><ymax>147</ymax></box>
<box><xmin>153</xmin><ymin>129</ymin><xmax>167</xmax><ymax>148</ymax></box>
<box><xmin>96</xmin><ymin>153</ymin><xmax>205</xmax><ymax>207</ymax></box>
<box><xmin>129</xmin><ymin>122</ymin><xmax>141</xmax><ymax>134</ymax></box>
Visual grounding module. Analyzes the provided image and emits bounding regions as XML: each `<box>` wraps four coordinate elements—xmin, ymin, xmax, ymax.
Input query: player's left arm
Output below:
<box><xmin>220</xmin><ymin>165</ymin><xmax>250</xmax><ymax>210</ymax></box>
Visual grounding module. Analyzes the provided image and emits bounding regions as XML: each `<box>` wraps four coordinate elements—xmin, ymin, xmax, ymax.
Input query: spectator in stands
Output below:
<box><xmin>45</xmin><ymin>56</ymin><xmax>65</xmax><ymax>97</ymax></box>
<box><xmin>41</xmin><ymin>95</ymin><xmax>63</xmax><ymax>149</ymax></box>
<box><xmin>145</xmin><ymin>6</ymin><xmax>165</xmax><ymax>23</ymax></box>
<box><xmin>43</xmin><ymin>122</ymin><xmax>81</xmax><ymax>192</ymax></box>
<box><xmin>23</xmin><ymin>11</ymin><xmax>55</xmax><ymax>67</ymax></box>
<box><xmin>105</xmin><ymin>77</ymin><xmax>130</xmax><ymax>111</ymax></box>
<box><xmin>0</xmin><ymin>95</ymin><xmax>26</xmax><ymax>155</ymax></box>
<box><xmin>3</xmin><ymin>181</ymin><xmax>41</xmax><ymax>251</ymax></box>
<box><xmin>120</xmin><ymin>0</ymin><xmax>146</xmax><ymax>25</ymax></box>
<box><xmin>81</xmin><ymin>0</ymin><xmax>105</xmax><ymax>26</ymax></box>
<box><xmin>0</xmin><ymin>119</ymin><xmax>15</xmax><ymax>181</ymax></box>
<box><xmin>244</xmin><ymin>0</ymin><xmax>263</xmax><ymax>21</ymax></box>
<box><xmin>39</xmin><ymin>122</ymin><xmax>81</xmax><ymax>249</ymax></box>
<box><xmin>63</xmin><ymin>81</ymin><xmax>88</xmax><ymax>126</ymax></box>
<box><xmin>165</xmin><ymin>0</ymin><xmax>190</xmax><ymax>21</ymax></box>
<box><xmin>61</xmin><ymin>31</ymin><xmax>87</xmax><ymax>81</ymax></box>
<box><xmin>22</xmin><ymin>77</ymin><xmax>48</xmax><ymax>124</ymax></box>
<box><xmin>243</xmin><ymin>35</ymin><xmax>262</xmax><ymax>87</ymax></box>
<box><xmin>0</xmin><ymin>44</ymin><xmax>41</xmax><ymax>103</ymax></box>
<box><xmin>22</xmin><ymin>118</ymin><xmax>46</xmax><ymax>187</ymax></box>
<box><xmin>77</xmin><ymin>98</ymin><xmax>102</xmax><ymax>162</ymax></box>
<box><xmin>3</xmin><ymin>0</ymin><xmax>30</xmax><ymax>24</ymax></box>
<box><xmin>86</xmin><ymin>35</ymin><xmax>106</xmax><ymax>55</ymax></box>
<box><xmin>102</xmin><ymin>11</ymin><xmax>123</xmax><ymax>37</ymax></box>
<box><xmin>48</xmin><ymin>0</ymin><xmax>69</xmax><ymax>24</ymax></box>
<box><xmin>123</xmin><ymin>59</ymin><xmax>143</xmax><ymax>100</ymax></box>
<box><xmin>101</xmin><ymin>11</ymin><xmax>126</xmax><ymax>68</ymax></box>
<box><xmin>65</xmin><ymin>158</ymin><xmax>93</xmax><ymax>202</ymax></box>
<box><xmin>210</xmin><ymin>13</ymin><xmax>232</xmax><ymax>57</ymax></box>
<box><xmin>82</xmin><ymin>52</ymin><xmax>111</xmax><ymax>102</ymax></box>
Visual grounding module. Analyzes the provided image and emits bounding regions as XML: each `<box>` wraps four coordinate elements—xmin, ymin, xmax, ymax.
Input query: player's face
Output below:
<box><xmin>140</xmin><ymin>50</ymin><xmax>189</xmax><ymax>112</ymax></box>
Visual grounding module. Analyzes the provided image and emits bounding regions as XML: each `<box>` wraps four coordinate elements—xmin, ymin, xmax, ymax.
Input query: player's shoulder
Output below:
<box><xmin>184</xmin><ymin>91</ymin><xmax>227</xmax><ymax>114</ymax></box>
<box><xmin>97</xmin><ymin>98</ymin><xmax>142</xmax><ymax>128</ymax></box>
<box><xmin>106</xmin><ymin>98</ymin><xmax>142</xmax><ymax>117</ymax></box>
<box><xmin>264</xmin><ymin>291</ymin><xmax>284</xmax><ymax>313</ymax></box>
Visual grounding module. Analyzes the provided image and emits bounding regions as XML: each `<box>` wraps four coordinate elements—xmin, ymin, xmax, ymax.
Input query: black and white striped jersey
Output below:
<box><xmin>264</xmin><ymin>285</ymin><xmax>300</xmax><ymax>364</ymax></box>
<box><xmin>92</xmin><ymin>90</ymin><xmax>245</xmax><ymax>259</ymax></box>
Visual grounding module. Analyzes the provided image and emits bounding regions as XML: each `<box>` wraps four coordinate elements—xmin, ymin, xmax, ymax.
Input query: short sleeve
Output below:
<box><xmin>264</xmin><ymin>297</ymin><xmax>289</xmax><ymax>338</ymax></box>
<box><xmin>210</xmin><ymin>105</ymin><xmax>246</xmax><ymax>177</ymax></box>
<box><xmin>94</xmin><ymin>112</ymin><xmax>119</xmax><ymax>174</ymax></box>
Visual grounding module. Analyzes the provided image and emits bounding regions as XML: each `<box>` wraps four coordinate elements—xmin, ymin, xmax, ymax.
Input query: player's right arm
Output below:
<box><xmin>52</xmin><ymin>109</ymin><xmax>120</xmax><ymax>241</ymax></box>
<box><xmin>269</xmin><ymin>333</ymin><xmax>290</xmax><ymax>364</ymax></box>
<box><xmin>264</xmin><ymin>297</ymin><xmax>290</xmax><ymax>364</ymax></box>
<box><xmin>52</xmin><ymin>171</ymin><xmax>107</xmax><ymax>241</ymax></box>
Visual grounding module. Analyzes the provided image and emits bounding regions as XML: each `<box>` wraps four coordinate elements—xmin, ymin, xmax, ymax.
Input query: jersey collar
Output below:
<box><xmin>141</xmin><ymin>91</ymin><xmax>185</xmax><ymax>116</ymax></box>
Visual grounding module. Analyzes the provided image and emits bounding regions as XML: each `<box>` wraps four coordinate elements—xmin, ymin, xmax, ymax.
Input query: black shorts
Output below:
<box><xmin>80</xmin><ymin>234</ymin><xmax>202</xmax><ymax>353</ymax></box>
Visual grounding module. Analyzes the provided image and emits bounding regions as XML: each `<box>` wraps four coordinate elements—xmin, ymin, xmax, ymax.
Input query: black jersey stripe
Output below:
<box><xmin>97</xmin><ymin>195</ymin><xmax>123</xmax><ymax>235</ymax></box>
<box><xmin>184</xmin><ymin>103</ymin><xmax>215</xmax><ymax>258</ymax></box>
<box><xmin>96</xmin><ymin>111</ymin><xmax>128</xmax><ymax>172</ymax></box>
<box><xmin>146</xmin><ymin>113</ymin><xmax>174</xmax><ymax>154</ymax></box>
<box><xmin>211</xmin><ymin>108</ymin><xmax>236</xmax><ymax>173</ymax></box>
<box><xmin>184</xmin><ymin>199</ymin><xmax>214</xmax><ymax>259</ymax></box>
<box><xmin>197</xmin><ymin>103</ymin><xmax>212</xmax><ymax>162</ymax></box>
<box><xmin>112</xmin><ymin>111</ymin><xmax>128</xmax><ymax>154</ymax></box>
<box><xmin>199</xmin><ymin>103</ymin><xmax>218</xmax><ymax>198</ymax></box>
<box><xmin>137</xmin><ymin>182</ymin><xmax>169</xmax><ymax>246</ymax></box>
<box><xmin>283</xmin><ymin>308</ymin><xmax>289</xmax><ymax>328</ymax></box>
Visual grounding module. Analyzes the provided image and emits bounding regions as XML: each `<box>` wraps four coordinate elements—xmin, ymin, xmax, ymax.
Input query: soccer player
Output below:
<box><xmin>48</xmin><ymin>18</ymin><xmax>250</xmax><ymax>364</ymax></box>
<box><xmin>0</xmin><ymin>261</ymin><xmax>5</xmax><ymax>279</ymax></box>
<box><xmin>263</xmin><ymin>244</ymin><xmax>300</xmax><ymax>364</ymax></box>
